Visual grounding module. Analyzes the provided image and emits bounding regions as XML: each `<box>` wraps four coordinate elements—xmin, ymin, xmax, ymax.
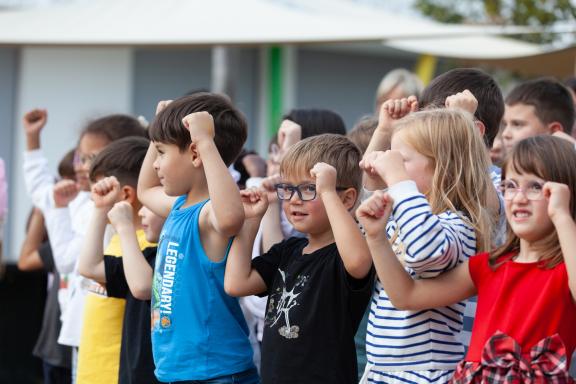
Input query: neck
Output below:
<box><xmin>304</xmin><ymin>230</ymin><xmax>335</xmax><ymax>253</ymax></box>
<box><xmin>516</xmin><ymin>238</ymin><xmax>542</xmax><ymax>263</ymax></box>
<box><xmin>183</xmin><ymin>182</ymin><xmax>210</xmax><ymax>208</ymax></box>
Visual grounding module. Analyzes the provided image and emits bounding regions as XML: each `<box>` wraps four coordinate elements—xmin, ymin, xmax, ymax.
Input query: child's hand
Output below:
<box><xmin>261</xmin><ymin>174</ymin><xmax>281</xmax><ymax>204</ymax></box>
<box><xmin>91</xmin><ymin>176</ymin><xmax>122</xmax><ymax>210</ymax></box>
<box><xmin>445</xmin><ymin>89</ymin><xmax>478</xmax><ymax>115</ymax></box>
<box><xmin>182</xmin><ymin>111</ymin><xmax>215</xmax><ymax>144</ymax></box>
<box><xmin>544</xmin><ymin>182</ymin><xmax>572</xmax><ymax>224</ymax></box>
<box><xmin>356</xmin><ymin>190</ymin><xmax>393</xmax><ymax>239</ymax></box>
<box><xmin>155</xmin><ymin>100</ymin><xmax>173</xmax><ymax>115</ymax></box>
<box><xmin>240</xmin><ymin>187</ymin><xmax>269</xmax><ymax>219</ymax></box>
<box><xmin>23</xmin><ymin>109</ymin><xmax>47</xmax><ymax>136</ymax></box>
<box><xmin>310</xmin><ymin>162</ymin><xmax>337</xmax><ymax>197</ymax></box>
<box><xmin>377</xmin><ymin>96</ymin><xmax>418</xmax><ymax>133</ymax></box>
<box><xmin>278</xmin><ymin>120</ymin><xmax>302</xmax><ymax>151</ymax></box>
<box><xmin>107</xmin><ymin>201</ymin><xmax>134</xmax><ymax>232</ymax></box>
<box><xmin>53</xmin><ymin>179</ymin><xmax>79</xmax><ymax>208</ymax></box>
<box><xmin>361</xmin><ymin>150</ymin><xmax>408</xmax><ymax>187</ymax></box>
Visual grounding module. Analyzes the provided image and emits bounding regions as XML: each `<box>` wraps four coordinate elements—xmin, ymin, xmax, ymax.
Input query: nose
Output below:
<box><xmin>511</xmin><ymin>188</ymin><xmax>529</xmax><ymax>203</ymax></box>
<box><xmin>501</xmin><ymin>124</ymin><xmax>512</xmax><ymax>141</ymax></box>
<box><xmin>288</xmin><ymin>190</ymin><xmax>302</xmax><ymax>203</ymax></box>
<box><xmin>152</xmin><ymin>157</ymin><xmax>160</xmax><ymax>170</ymax></box>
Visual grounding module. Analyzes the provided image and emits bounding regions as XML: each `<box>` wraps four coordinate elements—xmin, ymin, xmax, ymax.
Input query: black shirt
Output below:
<box><xmin>252</xmin><ymin>237</ymin><xmax>374</xmax><ymax>384</ymax></box>
<box><xmin>104</xmin><ymin>247</ymin><xmax>160</xmax><ymax>384</ymax></box>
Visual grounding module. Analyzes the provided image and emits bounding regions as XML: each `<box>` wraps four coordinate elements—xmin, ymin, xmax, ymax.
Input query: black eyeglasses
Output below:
<box><xmin>499</xmin><ymin>179</ymin><xmax>546</xmax><ymax>201</ymax></box>
<box><xmin>274</xmin><ymin>183</ymin><xmax>347</xmax><ymax>201</ymax></box>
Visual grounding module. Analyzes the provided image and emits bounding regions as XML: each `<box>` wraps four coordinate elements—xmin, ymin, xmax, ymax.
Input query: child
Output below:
<box><xmin>225</xmin><ymin>133</ymin><xmax>374</xmax><ymax>384</ymax></box>
<box><xmin>501</xmin><ymin>78</ymin><xmax>575</xmax><ymax>152</ymax></box>
<box><xmin>77</xmin><ymin>136</ymin><xmax>159</xmax><ymax>384</ymax></box>
<box><xmin>358</xmin><ymin>108</ymin><xmax>493</xmax><ymax>383</ymax></box>
<box><xmin>357</xmin><ymin>135</ymin><xmax>576</xmax><ymax>382</ymax></box>
<box><xmin>138</xmin><ymin>93</ymin><xmax>258</xmax><ymax>383</ymax></box>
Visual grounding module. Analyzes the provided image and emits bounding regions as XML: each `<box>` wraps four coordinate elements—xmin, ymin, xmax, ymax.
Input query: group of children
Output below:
<box><xmin>17</xmin><ymin>68</ymin><xmax>576</xmax><ymax>384</ymax></box>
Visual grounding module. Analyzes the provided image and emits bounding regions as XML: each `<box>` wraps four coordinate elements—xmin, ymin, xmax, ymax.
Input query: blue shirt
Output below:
<box><xmin>151</xmin><ymin>196</ymin><xmax>254</xmax><ymax>382</ymax></box>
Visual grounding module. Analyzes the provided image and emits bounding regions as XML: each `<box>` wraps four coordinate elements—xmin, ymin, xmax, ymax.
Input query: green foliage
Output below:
<box><xmin>414</xmin><ymin>0</ymin><xmax>576</xmax><ymax>44</ymax></box>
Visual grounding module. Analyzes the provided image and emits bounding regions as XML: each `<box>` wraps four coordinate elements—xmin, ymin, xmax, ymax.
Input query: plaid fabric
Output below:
<box><xmin>451</xmin><ymin>331</ymin><xmax>574</xmax><ymax>383</ymax></box>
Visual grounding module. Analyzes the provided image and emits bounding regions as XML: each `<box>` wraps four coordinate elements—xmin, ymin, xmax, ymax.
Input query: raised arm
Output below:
<box><xmin>17</xmin><ymin>208</ymin><xmax>46</xmax><ymax>271</ymax></box>
<box><xmin>137</xmin><ymin>142</ymin><xmax>176</xmax><ymax>218</ymax></box>
<box><xmin>78</xmin><ymin>176</ymin><xmax>121</xmax><ymax>283</ymax></box>
<box><xmin>260</xmin><ymin>174</ymin><xmax>284</xmax><ymax>253</ymax></box>
<box><xmin>366</xmin><ymin>150</ymin><xmax>473</xmax><ymax>277</ymax></box>
<box><xmin>545</xmin><ymin>182</ymin><xmax>576</xmax><ymax>299</ymax></box>
<box><xmin>311</xmin><ymin>162</ymin><xmax>372</xmax><ymax>279</ymax></box>
<box><xmin>362</xmin><ymin>97</ymin><xmax>418</xmax><ymax>191</ymax></box>
<box><xmin>224</xmin><ymin>188</ymin><xmax>268</xmax><ymax>297</ymax></box>
<box><xmin>182</xmin><ymin>112</ymin><xmax>245</xmax><ymax>237</ymax></box>
<box><xmin>356</xmin><ymin>191</ymin><xmax>475</xmax><ymax>310</ymax></box>
<box><xmin>107</xmin><ymin>201</ymin><xmax>154</xmax><ymax>300</ymax></box>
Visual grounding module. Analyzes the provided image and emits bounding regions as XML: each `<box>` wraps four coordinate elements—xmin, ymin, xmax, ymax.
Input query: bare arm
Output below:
<box><xmin>108</xmin><ymin>202</ymin><xmax>154</xmax><ymax>300</ymax></box>
<box><xmin>260</xmin><ymin>175</ymin><xmax>284</xmax><ymax>253</ymax></box>
<box><xmin>17</xmin><ymin>208</ymin><xmax>46</xmax><ymax>271</ymax></box>
<box><xmin>312</xmin><ymin>162</ymin><xmax>372</xmax><ymax>279</ymax></box>
<box><xmin>137</xmin><ymin>143</ymin><xmax>176</xmax><ymax>218</ymax></box>
<box><xmin>357</xmin><ymin>191</ymin><xmax>476</xmax><ymax>310</ymax></box>
<box><xmin>183</xmin><ymin>112</ymin><xmax>244</xmax><ymax>237</ymax></box>
<box><xmin>224</xmin><ymin>188</ymin><xmax>268</xmax><ymax>297</ymax></box>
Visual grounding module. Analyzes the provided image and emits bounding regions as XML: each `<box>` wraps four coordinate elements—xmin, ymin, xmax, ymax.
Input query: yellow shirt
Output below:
<box><xmin>77</xmin><ymin>230</ymin><xmax>154</xmax><ymax>384</ymax></box>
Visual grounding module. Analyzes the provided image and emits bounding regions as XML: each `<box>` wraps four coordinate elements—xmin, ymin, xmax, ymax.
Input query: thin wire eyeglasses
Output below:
<box><xmin>499</xmin><ymin>179</ymin><xmax>546</xmax><ymax>201</ymax></box>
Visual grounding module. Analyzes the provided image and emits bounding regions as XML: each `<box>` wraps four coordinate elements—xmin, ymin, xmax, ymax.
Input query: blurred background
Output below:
<box><xmin>0</xmin><ymin>0</ymin><xmax>574</xmax><ymax>381</ymax></box>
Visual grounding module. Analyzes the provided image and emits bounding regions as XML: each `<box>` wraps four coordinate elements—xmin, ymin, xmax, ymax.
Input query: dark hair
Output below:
<box><xmin>148</xmin><ymin>93</ymin><xmax>247</xmax><ymax>166</ymax></box>
<box><xmin>89</xmin><ymin>136</ymin><xmax>150</xmax><ymax>188</ymax></box>
<box><xmin>282</xmin><ymin>109</ymin><xmax>347</xmax><ymax>139</ymax></box>
<box><xmin>419</xmin><ymin>68</ymin><xmax>504</xmax><ymax>148</ymax></box>
<box><xmin>81</xmin><ymin>114</ymin><xmax>147</xmax><ymax>143</ymax></box>
<box><xmin>348</xmin><ymin>115</ymin><xmax>379</xmax><ymax>155</ymax></box>
<box><xmin>505</xmin><ymin>78</ymin><xmax>575</xmax><ymax>135</ymax></box>
<box><xmin>493</xmin><ymin>135</ymin><xmax>576</xmax><ymax>269</ymax></box>
<box><xmin>58</xmin><ymin>148</ymin><xmax>76</xmax><ymax>180</ymax></box>
<box><xmin>234</xmin><ymin>149</ymin><xmax>266</xmax><ymax>188</ymax></box>
<box><xmin>564</xmin><ymin>76</ymin><xmax>576</xmax><ymax>93</ymax></box>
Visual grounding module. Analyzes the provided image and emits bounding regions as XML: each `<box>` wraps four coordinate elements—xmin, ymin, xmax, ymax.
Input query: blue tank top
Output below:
<box><xmin>151</xmin><ymin>196</ymin><xmax>254</xmax><ymax>381</ymax></box>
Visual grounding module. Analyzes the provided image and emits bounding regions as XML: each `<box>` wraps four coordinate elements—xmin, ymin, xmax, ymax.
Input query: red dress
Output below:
<box><xmin>451</xmin><ymin>252</ymin><xmax>576</xmax><ymax>383</ymax></box>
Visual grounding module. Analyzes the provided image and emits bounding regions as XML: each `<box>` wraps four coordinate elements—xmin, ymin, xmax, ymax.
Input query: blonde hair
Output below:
<box><xmin>492</xmin><ymin>136</ymin><xmax>576</xmax><ymax>269</ymax></box>
<box><xmin>280</xmin><ymin>134</ymin><xmax>362</xmax><ymax>194</ymax></box>
<box><xmin>392</xmin><ymin>109</ymin><xmax>493</xmax><ymax>253</ymax></box>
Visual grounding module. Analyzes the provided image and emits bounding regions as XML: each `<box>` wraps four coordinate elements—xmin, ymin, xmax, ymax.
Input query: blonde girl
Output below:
<box><xmin>358</xmin><ymin>135</ymin><xmax>576</xmax><ymax>383</ymax></box>
<box><xmin>359</xmin><ymin>108</ymin><xmax>493</xmax><ymax>383</ymax></box>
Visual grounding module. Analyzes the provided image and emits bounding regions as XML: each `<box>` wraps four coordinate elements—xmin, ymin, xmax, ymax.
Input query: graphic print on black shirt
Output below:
<box><xmin>266</xmin><ymin>269</ymin><xmax>309</xmax><ymax>339</ymax></box>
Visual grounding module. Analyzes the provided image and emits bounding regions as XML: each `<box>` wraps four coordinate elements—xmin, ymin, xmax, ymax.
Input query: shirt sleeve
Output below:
<box><xmin>23</xmin><ymin>150</ymin><xmax>57</xmax><ymax>212</ymax></box>
<box><xmin>104</xmin><ymin>255</ymin><xmax>128</xmax><ymax>299</ymax></box>
<box><xmin>251</xmin><ymin>238</ymin><xmax>296</xmax><ymax>296</ymax></box>
<box><xmin>387</xmin><ymin>180</ymin><xmax>476</xmax><ymax>278</ymax></box>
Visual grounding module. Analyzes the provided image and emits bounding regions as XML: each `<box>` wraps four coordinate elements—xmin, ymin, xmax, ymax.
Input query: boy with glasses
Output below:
<box><xmin>225</xmin><ymin>134</ymin><xmax>374</xmax><ymax>384</ymax></box>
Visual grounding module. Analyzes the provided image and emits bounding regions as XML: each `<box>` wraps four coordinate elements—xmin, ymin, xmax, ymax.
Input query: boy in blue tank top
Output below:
<box><xmin>137</xmin><ymin>94</ymin><xmax>258</xmax><ymax>383</ymax></box>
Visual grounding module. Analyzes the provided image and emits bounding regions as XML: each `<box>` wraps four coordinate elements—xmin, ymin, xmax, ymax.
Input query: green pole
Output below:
<box><xmin>268</xmin><ymin>46</ymin><xmax>283</xmax><ymax>138</ymax></box>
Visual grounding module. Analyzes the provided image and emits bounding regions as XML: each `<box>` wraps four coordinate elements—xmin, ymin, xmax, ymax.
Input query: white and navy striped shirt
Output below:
<box><xmin>366</xmin><ymin>180</ymin><xmax>476</xmax><ymax>374</ymax></box>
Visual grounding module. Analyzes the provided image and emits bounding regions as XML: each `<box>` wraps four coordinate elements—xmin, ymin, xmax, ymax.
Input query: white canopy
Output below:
<box><xmin>0</xmin><ymin>0</ymin><xmax>551</xmax><ymax>59</ymax></box>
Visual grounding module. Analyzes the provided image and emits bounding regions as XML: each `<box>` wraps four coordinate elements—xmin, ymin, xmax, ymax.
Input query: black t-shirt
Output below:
<box><xmin>104</xmin><ymin>247</ymin><xmax>160</xmax><ymax>384</ymax></box>
<box><xmin>252</xmin><ymin>237</ymin><xmax>374</xmax><ymax>384</ymax></box>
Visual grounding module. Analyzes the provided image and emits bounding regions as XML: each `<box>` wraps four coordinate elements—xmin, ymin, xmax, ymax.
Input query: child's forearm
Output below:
<box><xmin>224</xmin><ymin>218</ymin><xmax>266</xmax><ymax>297</ymax></box>
<box><xmin>363</xmin><ymin>130</ymin><xmax>390</xmax><ymax>191</ymax></box>
<box><xmin>198</xmin><ymin>140</ymin><xmax>244</xmax><ymax>236</ymax></box>
<box><xmin>18</xmin><ymin>209</ymin><xmax>46</xmax><ymax>271</ymax></box>
<box><xmin>138</xmin><ymin>143</ymin><xmax>172</xmax><ymax>218</ymax></box>
<box><xmin>261</xmin><ymin>202</ymin><xmax>284</xmax><ymax>253</ymax></box>
<box><xmin>116</xmin><ymin>225</ymin><xmax>154</xmax><ymax>300</ymax></box>
<box><xmin>555</xmin><ymin>214</ymin><xmax>576</xmax><ymax>298</ymax></box>
<box><xmin>321</xmin><ymin>192</ymin><xmax>372</xmax><ymax>279</ymax></box>
<box><xmin>78</xmin><ymin>209</ymin><xmax>108</xmax><ymax>283</ymax></box>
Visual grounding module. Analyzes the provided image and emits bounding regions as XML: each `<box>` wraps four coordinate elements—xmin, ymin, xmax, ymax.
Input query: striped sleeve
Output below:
<box><xmin>387</xmin><ymin>180</ymin><xmax>476</xmax><ymax>278</ymax></box>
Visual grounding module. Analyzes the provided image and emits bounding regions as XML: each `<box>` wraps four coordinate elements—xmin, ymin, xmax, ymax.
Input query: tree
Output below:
<box><xmin>414</xmin><ymin>0</ymin><xmax>576</xmax><ymax>44</ymax></box>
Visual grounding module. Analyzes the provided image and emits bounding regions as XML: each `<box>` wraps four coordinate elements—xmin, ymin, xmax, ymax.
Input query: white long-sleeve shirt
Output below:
<box><xmin>365</xmin><ymin>180</ymin><xmax>476</xmax><ymax>377</ymax></box>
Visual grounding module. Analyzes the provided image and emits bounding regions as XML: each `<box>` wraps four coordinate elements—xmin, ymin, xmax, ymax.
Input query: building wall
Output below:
<box><xmin>5</xmin><ymin>47</ymin><xmax>132</xmax><ymax>262</ymax></box>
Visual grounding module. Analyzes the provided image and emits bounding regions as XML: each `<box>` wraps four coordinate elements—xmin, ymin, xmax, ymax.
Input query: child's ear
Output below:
<box><xmin>188</xmin><ymin>142</ymin><xmax>203</xmax><ymax>168</ymax></box>
<box><xmin>121</xmin><ymin>185</ymin><xmax>138</xmax><ymax>205</ymax></box>
<box><xmin>340</xmin><ymin>188</ymin><xmax>358</xmax><ymax>211</ymax></box>
<box><xmin>548</xmin><ymin>121</ymin><xmax>564</xmax><ymax>134</ymax></box>
<box><xmin>474</xmin><ymin>120</ymin><xmax>486</xmax><ymax>137</ymax></box>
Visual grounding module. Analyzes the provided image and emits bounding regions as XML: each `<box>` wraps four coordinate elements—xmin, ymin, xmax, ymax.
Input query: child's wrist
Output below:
<box><xmin>115</xmin><ymin>222</ymin><xmax>135</xmax><ymax>234</ymax></box>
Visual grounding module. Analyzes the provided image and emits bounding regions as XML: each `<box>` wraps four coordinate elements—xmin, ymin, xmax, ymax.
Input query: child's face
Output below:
<box><xmin>138</xmin><ymin>206</ymin><xmax>165</xmax><ymax>243</ymax></box>
<box><xmin>390</xmin><ymin>132</ymin><xmax>433</xmax><ymax>194</ymax></box>
<box><xmin>75</xmin><ymin>133</ymin><xmax>110</xmax><ymax>191</ymax></box>
<box><xmin>152</xmin><ymin>141</ymin><xmax>195</xmax><ymax>196</ymax></box>
<box><xmin>280</xmin><ymin>172</ymin><xmax>332</xmax><ymax>238</ymax></box>
<box><xmin>501</xmin><ymin>103</ymin><xmax>549</xmax><ymax>153</ymax></box>
<box><xmin>502</xmin><ymin>167</ymin><xmax>554</xmax><ymax>243</ymax></box>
